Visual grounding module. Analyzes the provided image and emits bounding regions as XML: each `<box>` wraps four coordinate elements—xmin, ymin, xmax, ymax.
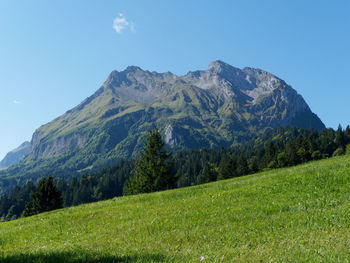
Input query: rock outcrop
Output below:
<box><xmin>7</xmin><ymin>61</ymin><xmax>326</xmax><ymax>171</ymax></box>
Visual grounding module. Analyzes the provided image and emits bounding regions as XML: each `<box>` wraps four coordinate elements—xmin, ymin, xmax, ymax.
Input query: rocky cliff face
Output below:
<box><xmin>29</xmin><ymin>131</ymin><xmax>86</xmax><ymax>160</ymax></box>
<box><xmin>23</xmin><ymin>60</ymin><xmax>324</xmax><ymax>169</ymax></box>
<box><xmin>0</xmin><ymin>141</ymin><xmax>30</xmax><ymax>170</ymax></box>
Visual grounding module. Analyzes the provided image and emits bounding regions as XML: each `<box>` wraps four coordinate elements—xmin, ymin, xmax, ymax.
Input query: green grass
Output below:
<box><xmin>1</xmin><ymin>156</ymin><xmax>350</xmax><ymax>262</ymax></box>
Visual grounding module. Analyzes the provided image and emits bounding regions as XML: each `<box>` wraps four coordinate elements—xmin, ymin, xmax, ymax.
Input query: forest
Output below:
<box><xmin>1</xmin><ymin>125</ymin><xmax>350</xmax><ymax>221</ymax></box>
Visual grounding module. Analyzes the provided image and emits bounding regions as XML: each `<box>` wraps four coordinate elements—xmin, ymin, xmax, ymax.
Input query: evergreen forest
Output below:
<box><xmin>1</xmin><ymin>125</ymin><xmax>350</xmax><ymax>221</ymax></box>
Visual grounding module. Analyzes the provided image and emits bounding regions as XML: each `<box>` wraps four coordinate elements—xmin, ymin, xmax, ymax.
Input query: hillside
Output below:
<box><xmin>0</xmin><ymin>142</ymin><xmax>29</xmax><ymax>170</ymax></box>
<box><xmin>27</xmin><ymin>60</ymin><xmax>324</xmax><ymax>162</ymax></box>
<box><xmin>1</xmin><ymin>155</ymin><xmax>349</xmax><ymax>262</ymax></box>
<box><xmin>0</xmin><ymin>61</ymin><xmax>324</xmax><ymax>190</ymax></box>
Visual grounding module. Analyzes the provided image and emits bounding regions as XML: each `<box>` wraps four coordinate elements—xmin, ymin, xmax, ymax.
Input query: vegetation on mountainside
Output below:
<box><xmin>1</xmin><ymin>125</ymin><xmax>350</xmax><ymax>221</ymax></box>
<box><xmin>124</xmin><ymin>129</ymin><xmax>176</xmax><ymax>195</ymax></box>
<box><xmin>1</xmin><ymin>155</ymin><xmax>350</xmax><ymax>262</ymax></box>
<box><xmin>22</xmin><ymin>176</ymin><xmax>63</xmax><ymax>217</ymax></box>
<box><xmin>0</xmin><ymin>62</ymin><xmax>326</xmax><ymax>193</ymax></box>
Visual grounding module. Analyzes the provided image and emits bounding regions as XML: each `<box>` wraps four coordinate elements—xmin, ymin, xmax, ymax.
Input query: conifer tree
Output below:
<box><xmin>264</xmin><ymin>141</ymin><xmax>276</xmax><ymax>168</ymax></box>
<box><xmin>125</xmin><ymin>129</ymin><xmax>175</xmax><ymax>194</ymax></box>
<box><xmin>218</xmin><ymin>154</ymin><xmax>237</xmax><ymax>180</ymax></box>
<box><xmin>236</xmin><ymin>155</ymin><xmax>249</xmax><ymax>176</ymax></box>
<box><xmin>196</xmin><ymin>163</ymin><xmax>216</xmax><ymax>184</ymax></box>
<box><xmin>22</xmin><ymin>176</ymin><xmax>63</xmax><ymax>217</ymax></box>
<box><xmin>248</xmin><ymin>156</ymin><xmax>259</xmax><ymax>173</ymax></box>
<box><xmin>335</xmin><ymin>124</ymin><xmax>346</xmax><ymax>149</ymax></box>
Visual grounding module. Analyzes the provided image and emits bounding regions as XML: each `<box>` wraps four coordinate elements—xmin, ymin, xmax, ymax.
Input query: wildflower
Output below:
<box><xmin>200</xmin><ymin>256</ymin><xmax>205</xmax><ymax>261</ymax></box>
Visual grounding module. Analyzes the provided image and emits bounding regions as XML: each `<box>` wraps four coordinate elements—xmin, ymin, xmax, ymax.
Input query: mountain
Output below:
<box><xmin>0</xmin><ymin>61</ymin><xmax>324</xmax><ymax>188</ymax></box>
<box><xmin>0</xmin><ymin>142</ymin><xmax>30</xmax><ymax>170</ymax></box>
<box><xmin>27</xmin><ymin>60</ymin><xmax>324</xmax><ymax>160</ymax></box>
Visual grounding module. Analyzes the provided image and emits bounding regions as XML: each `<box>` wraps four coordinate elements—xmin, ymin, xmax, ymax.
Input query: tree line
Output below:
<box><xmin>1</xmin><ymin>125</ymin><xmax>350</xmax><ymax>221</ymax></box>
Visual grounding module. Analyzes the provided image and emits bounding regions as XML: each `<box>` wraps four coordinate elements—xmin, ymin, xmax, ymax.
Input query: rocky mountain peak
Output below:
<box><xmin>125</xmin><ymin>65</ymin><xmax>142</xmax><ymax>72</ymax></box>
<box><xmin>18</xmin><ymin>60</ymin><xmax>324</xmax><ymax>168</ymax></box>
<box><xmin>208</xmin><ymin>60</ymin><xmax>243</xmax><ymax>78</ymax></box>
<box><xmin>103</xmin><ymin>66</ymin><xmax>145</xmax><ymax>87</ymax></box>
<box><xmin>208</xmin><ymin>60</ymin><xmax>233</xmax><ymax>71</ymax></box>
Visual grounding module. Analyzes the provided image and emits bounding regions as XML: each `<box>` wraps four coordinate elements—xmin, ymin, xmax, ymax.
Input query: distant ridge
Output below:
<box><xmin>0</xmin><ymin>141</ymin><xmax>30</xmax><ymax>170</ymax></box>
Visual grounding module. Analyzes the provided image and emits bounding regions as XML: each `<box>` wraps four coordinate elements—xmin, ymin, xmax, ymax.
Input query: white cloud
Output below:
<box><xmin>113</xmin><ymin>13</ymin><xmax>135</xmax><ymax>34</ymax></box>
<box><xmin>13</xmin><ymin>100</ymin><xmax>21</xmax><ymax>104</ymax></box>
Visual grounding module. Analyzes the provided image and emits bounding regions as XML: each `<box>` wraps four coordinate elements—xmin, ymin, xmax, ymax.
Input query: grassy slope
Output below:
<box><xmin>1</xmin><ymin>156</ymin><xmax>350</xmax><ymax>262</ymax></box>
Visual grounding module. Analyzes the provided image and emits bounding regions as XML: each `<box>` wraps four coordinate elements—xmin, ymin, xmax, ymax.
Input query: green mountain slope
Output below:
<box><xmin>28</xmin><ymin>61</ymin><xmax>324</xmax><ymax>162</ymax></box>
<box><xmin>0</xmin><ymin>61</ymin><xmax>325</xmax><ymax>188</ymax></box>
<box><xmin>1</xmin><ymin>155</ymin><xmax>349</xmax><ymax>262</ymax></box>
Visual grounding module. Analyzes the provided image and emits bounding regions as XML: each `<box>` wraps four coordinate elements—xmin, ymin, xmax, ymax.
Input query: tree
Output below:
<box><xmin>124</xmin><ymin>129</ymin><xmax>175</xmax><ymax>195</ymax></box>
<box><xmin>297</xmin><ymin>147</ymin><xmax>308</xmax><ymax>163</ymax></box>
<box><xmin>5</xmin><ymin>205</ymin><xmax>16</xmax><ymax>221</ymax></box>
<box><xmin>264</xmin><ymin>141</ymin><xmax>276</xmax><ymax>168</ymax></box>
<box><xmin>335</xmin><ymin>124</ymin><xmax>346</xmax><ymax>149</ymax></box>
<box><xmin>345</xmin><ymin>125</ymin><xmax>350</xmax><ymax>145</ymax></box>
<box><xmin>196</xmin><ymin>163</ymin><xmax>216</xmax><ymax>184</ymax></box>
<box><xmin>285</xmin><ymin>142</ymin><xmax>298</xmax><ymax>166</ymax></box>
<box><xmin>248</xmin><ymin>156</ymin><xmax>259</xmax><ymax>173</ymax></box>
<box><xmin>22</xmin><ymin>176</ymin><xmax>63</xmax><ymax>217</ymax></box>
<box><xmin>346</xmin><ymin>144</ymin><xmax>350</xmax><ymax>155</ymax></box>
<box><xmin>217</xmin><ymin>154</ymin><xmax>237</xmax><ymax>180</ymax></box>
<box><xmin>236</xmin><ymin>155</ymin><xmax>249</xmax><ymax>176</ymax></box>
<box><xmin>277</xmin><ymin>152</ymin><xmax>288</xmax><ymax>168</ymax></box>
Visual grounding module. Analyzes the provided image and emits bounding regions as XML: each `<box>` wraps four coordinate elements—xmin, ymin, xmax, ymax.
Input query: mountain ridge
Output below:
<box><xmin>0</xmin><ymin>60</ymin><xmax>324</xmax><ymax>182</ymax></box>
<box><xmin>0</xmin><ymin>141</ymin><xmax>30</xmax><ymax>170</ymax></box>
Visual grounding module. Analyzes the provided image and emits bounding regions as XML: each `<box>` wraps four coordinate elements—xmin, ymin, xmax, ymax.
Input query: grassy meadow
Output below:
<box><xmin>1</xmin><ymin>155</ymin><xmax>350</xmax><ymax>262</ymax></box>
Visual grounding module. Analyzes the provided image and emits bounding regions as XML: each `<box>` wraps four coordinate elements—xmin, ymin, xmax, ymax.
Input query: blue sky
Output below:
<box><xmin>0</xmin><ymin>0</ymin><xmax>349</xmax><ymax>159</ymax></box>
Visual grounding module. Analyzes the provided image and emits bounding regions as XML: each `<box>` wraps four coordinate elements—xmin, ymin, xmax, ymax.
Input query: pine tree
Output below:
<box><xmin>217</xmin><ymin>154</ymin><xmax>237</xmax><ymax>180</ymax></box>
<box><xmin>196</xmin><ymin>163</ymin><xmax>216</xmax><ymax>184</ymax></box>
<box><xmin>285</xmin><ymin>141</ymin><xmax>298</xmax><ymax>165</ymax></box>
<box><xmin>248</xmin><ymin>156</ymin><xmax>259</xmax><ymax>173</ymax></box>
<box><xmin>22</xmin><ymin>176</ymin><xmax>63</xmax><ymax>217</ymax></box>
<box><xmin>264</xmin><ymin>141</ymin><xmax>276</xmax><ymax>168</ymax></box>
<box><xmin>125</xmin><ymin>129</ymin><xmax>175</xmax><ymax>194</ymax></box>
<box><xmin>345</xmin><ymin>125</ymin><xmax>350</xmax><ymax>144</ymax></box>
<box><xmin>236</xmin><ymin>155</ymin><xmax>248</xmax><ymax>176</ymax></box>
<box><xmin>335</xmin><ymin>124</ymin><xmax>346</xmax><ymax>149</ymax></box>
